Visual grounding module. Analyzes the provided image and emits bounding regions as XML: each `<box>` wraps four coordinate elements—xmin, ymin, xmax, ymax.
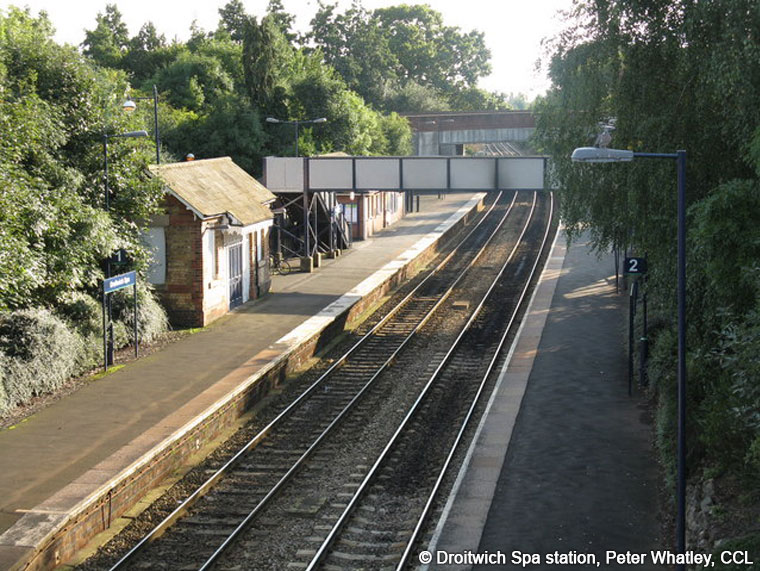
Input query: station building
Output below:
<box><xmin>145</xmin><ymin>157</ymin><xmax>276</xmax><ymax>327</ymax></box>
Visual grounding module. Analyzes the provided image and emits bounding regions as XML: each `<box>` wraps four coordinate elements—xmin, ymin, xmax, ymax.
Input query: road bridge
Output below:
<box><xmin>404</xmin><ymin>110</ymin><xmax>536</xmax><ymax>156</ymax></box>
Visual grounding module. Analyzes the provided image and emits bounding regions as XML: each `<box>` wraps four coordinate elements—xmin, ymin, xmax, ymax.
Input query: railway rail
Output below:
<box><xmin>84</xmin><ymin>189</ymin><xmax>554</xmax><ymax>571</ymax></box>
<box><xmin>307</xmin><ymin>191</ymin><xmax>553</xmax><ymax>570</ymax></box>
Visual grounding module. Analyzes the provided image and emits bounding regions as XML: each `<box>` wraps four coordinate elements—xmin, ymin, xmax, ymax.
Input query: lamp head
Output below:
<box><xmin>122</xmin><ymin>99</ymin><xmax>137</xmax><ymax>112</ymax></box>
<box><xmin>265</xmin><ymin>117</ymin><xmax>281</xmax><ymax>124</ymax></box>
<box><xmin>312</xmin><ymin>117</ymin><xmax>327</xmax><ymax>124</ymax></box>
<box><xmin>121</xmin><ymin>130</ymin><xmax>149</xmax><ymax>138</ymax></box>
<box><xmin>571</xmin><ymin>147</ymin><xmax>634</xmax><ymax>163</ymax></box>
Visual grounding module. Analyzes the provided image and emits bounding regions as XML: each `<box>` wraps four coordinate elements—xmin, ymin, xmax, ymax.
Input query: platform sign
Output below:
<box><xmin>104</xmin><ymin>270</ymin><xmax>136</xmax><ymax>294</ymax></box>
<box><xmin>624</xmin><ymin>257</ymin><xmax>648</xmax><ymax>275</ymax></box>
<box><xmin>101</xmin><ymin>270</ymin><xmax>138</xmax><ymax>371</ymax></box>
<box><xmin>109</xmin><ymin>248</ymin><xmax>130</xmax><ymax>267</ymax></box>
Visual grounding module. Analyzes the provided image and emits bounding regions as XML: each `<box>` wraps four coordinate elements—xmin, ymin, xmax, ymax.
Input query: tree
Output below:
<box><xmin>165</xmin><ymin>94</ymin><xmax>266</xmax><ymax>173</ymax></box>
<box><xmin>122</xmin><ymin>22</ymin><xmax>177</xmax><ymax>82</ymax></box>
<box><xmin>372</xmin><ymin>4</ymin><xmax>491</xmax><ymax>92</ymax></box>
<box><xmin>218</xmin><ymin>0</ymin><xmax>248</xmax><ymax>43</ymax></box>
<box><xmin>308</xmin><ymin>2</ymin><xmax>493</xmax><ymax>112</ymax></box>
<box><xmin>266</xmin><ymin>0</ymin><xmax>296</xmax><ymax>42</ymax></box>
<box><xmin>0</xmin><ymin>7</ymin><xmax>162</xmax><ymax>309</ymax></box>
<box><xmin>534</xmin><ymin>0</ymin><xmax>760</xmax><ymax>478</ymax></box>
<box><xmin>308</xmin><ymin>1</ymin><xmax>399</xmax><ymax>109</ymax></box>
<box><xmin>242</xmin><ymin>15</ymin><xmax>292</xmax><ymax>113</ymax></box>
<box><xmin>153</xmin><ymin>50</ymin><xmax>234</xmax><ymax>112</ymax></box>
<box><xmin>81</xmin><ymin>4</ymin><xmax>130</xmax><ymax>69</ymax></box>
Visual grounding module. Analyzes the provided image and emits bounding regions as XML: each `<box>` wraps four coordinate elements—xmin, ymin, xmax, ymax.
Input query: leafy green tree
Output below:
<box><xmin>383</xmin><ymin>81</ymin><xmax>450</xmax><ymax>113</ymax></box>
<box><xmin>217</xmin><ymin>0</ymin><xmax>248</xmax><ymax>43</ymax></box>
<box><xmin>447</xmin><ymin>87</ymin><xmax>510</xmax><ymax>112</ymax></box>
<box><xmin>379</xmin><ymin>112</ymin><xmax>412</xmax><ymax>155</ymax></box>
<box><xmin>81</xmin><ymin>4</ymin><xmax>130</xmax><ymax>69</ymax></box>
<box><xmin>122</xmin><ymin>22</ymin><xmax>179</xmax><ymax>83</ymax></box>
<box><xmin>242</xmin><ymin>14</ymin><xmax>292</xmax><ymax>113</ymax></box>
<box><xmin>152</xmin><ymin>50</ymin><xmax>234</xmax><ymax>112</ymax></box>
<box><xmin>164</xmin><ymin>94</ymin><xmax>265</xmax><ymax>173</ymax></box>
<box><xmin>266</xmin><ymin>0</ymin><xmax>296</xmax><ymax>42</ymax></box>
<box><xmin>308</xmin><ymin>1</ymin><xmax>399</xmax><ymax>109</ymax></box>
<box><xmin>535</xmin><ymin>0</ymin><xmax>760</xmax><ymax>477</ymax></box>
<box><xmin>0</xmin><ymin>6</ymin><xmax>162</xmax><ymax>310</ymax></box>
<box><xmin>372</xmin><ymin>4</ymin><xmax>491</xmax><ymax>93</ymax></box>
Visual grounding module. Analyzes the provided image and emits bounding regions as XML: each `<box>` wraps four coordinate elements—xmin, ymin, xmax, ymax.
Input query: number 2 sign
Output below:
<box><xmin>624</xmin><ymin>257</ymin><xmax>648</xmax><ymax>275</ymax></box>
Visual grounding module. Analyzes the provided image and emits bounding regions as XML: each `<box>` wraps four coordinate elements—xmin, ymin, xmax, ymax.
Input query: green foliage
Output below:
<box><xmin>372</xmin><ymin>4</ymin><xmax>491</xmax><ymax>93</ymax></box>
<box><xmin>218</xmin><ymin>0</ymin><xmax>249</xmax><ymax>43</ymax></box>
<box><xmin>0</xmin><ymin>288</ymin><xmax>169</xmax><ymax>415</ymax></box>
<box><xmin>0</xmin><ymin>6</ymin><xmax>164</xmax><ymax>312</ymax></box>
<box><xmin>122</xmin><ymin>23</ymin><xmax>180</xmax><ymax>83</ymax></box>
<box><xmin>690</xmin><ymin>180</ymin><xmax>760</xmax><ymax>316</ymax></box>
<box><xmin>383</xmin><ymin>81</ymin><xmax>451</xmax><ymax>113</ymax></box>
<box><xmin>379</xmin><ymin>112</ymin><xmax>412</xmax><ymax>156</ymax></box>
<box><xmin>242</xmin><ymin>14</ymin><xmax>292</xmax><ymax>113</ymax></box>
<box><xmin>153</xmin><ymin>50</ymin><xmax>234</xmax><ymax>112</ymax></box>
<box><xmin>447</xmin><ymin>87</ymin><xmax>511</xmax><ymax>112</ymax></box>
<box><xmin>536</xmin><ymin>0</ymin><xmax>760</xmax><ymax>486</ymax></box>
<box><xmin>308</xmin><ymin>1</ymin><xmax>399</xmax><ymax>110</ymax></box>
<box><xmin>308</xmin><ymin>1</ymin><xmax>493</xmax><ymax>111</ymax></box>
<box><xmin>706</xmin><ymin>286</ymin><xmax>760</xmax><ymax>468</ymax></box>
<box><xmin>165</xmin><ymin>94</ymin><xmax>265</xmax><ymax>173</ymax></box>
<box><xmin>81</xmin><ymin>4</ymin><xmax>129</xmax><ymax>69</ymax></box>
<box><xmin>0</xmin><ymin>308</ymin><xmax>81</xmax><ymax>412</ymax></box>
<box><xmin>111</xmin><ymin>283</ymin><xmax>169</xmax><ymax>344</ymax></box>
<box><xmin>55</xmin><ymin>291</ymin><xmax>105</xmax><ymax>371</ymax></box>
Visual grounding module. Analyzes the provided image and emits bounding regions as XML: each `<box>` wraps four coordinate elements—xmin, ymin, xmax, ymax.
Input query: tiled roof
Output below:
<box><xmin>149</xmin><ymin>157</ymin><xmax>275</xmax><ymax>226</ymax></box>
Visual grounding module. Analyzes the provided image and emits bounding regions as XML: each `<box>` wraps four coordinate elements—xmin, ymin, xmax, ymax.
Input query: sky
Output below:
<box><xmin>3</xmin><ymin>0</ymin><xmax>573</xmax><ymax>98</ymax></box>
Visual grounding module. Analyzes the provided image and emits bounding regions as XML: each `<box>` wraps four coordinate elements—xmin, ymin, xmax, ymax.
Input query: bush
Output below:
<box><xmin>0</xmin><ymin>354</ymin><xmax>8</xmax><ymax>414</ymax></box>
<box><xmin>111</xmin><ymin>283</ymin><xmax>169</xmax><ymax>344</ymax></box>
<box><xmin>56</xmin><ymin>291</ymin><xmax>104</xmax><ymax>373</ymax></box>
<box><xmin>0</xmin><ymin>287</ymin><xmax>168</xmax><ymax>416</ymax></box>
<box><xmin>0</xmin><ymin>308</ymin><xmax>82</xmax><ymax>413</ymax></box>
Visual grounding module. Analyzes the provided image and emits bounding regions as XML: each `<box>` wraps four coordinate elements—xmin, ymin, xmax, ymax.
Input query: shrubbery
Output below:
<box><xmin>0</xmin><ymin>288</ymin><xmax>168</xmax><ymax>416</ymax></box>
<box><xmin>0</xmin><ymin>308</ymin><xmax>82</xmax><ymax>414</ymax></box>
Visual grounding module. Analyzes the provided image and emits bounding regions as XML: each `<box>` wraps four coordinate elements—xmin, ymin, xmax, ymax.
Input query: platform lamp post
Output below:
<box><xmin>265</xmin><ymin>116</ymin><xmax>327</xmax><ymax>158</ymax></box>
<box><xmin>122</xmin><ymin>85</ymin><xmax>161</xmax><ymax>164</ymax></box>
<box><xmin>571</xmin><ymin>146</ymin><xmax>687</xmax><ymax>570</ymax></box>
<box><xmin>102</xmin><ymin>130</ymin><xmax>149</xmax><ymax>366</ymax></box>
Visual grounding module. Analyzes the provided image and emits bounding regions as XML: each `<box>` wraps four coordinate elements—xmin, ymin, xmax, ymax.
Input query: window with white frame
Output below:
<box><xmin>341</xmin><ymin>203</ymin><xmax>358</xmax><ymax>224</ymax></box>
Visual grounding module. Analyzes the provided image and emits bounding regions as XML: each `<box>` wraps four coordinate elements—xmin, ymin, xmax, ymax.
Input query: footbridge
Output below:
<box><xmin>404</xmin><ymin>110</ymin><xmax>536</xmax><ymax>156</ymax></box>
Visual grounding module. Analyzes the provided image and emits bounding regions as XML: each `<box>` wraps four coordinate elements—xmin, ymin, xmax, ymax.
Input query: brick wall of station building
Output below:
<box><xmin>155</xmin><ymin>195</ymin><xmax>205</xmax><ymax>327</ymax></box>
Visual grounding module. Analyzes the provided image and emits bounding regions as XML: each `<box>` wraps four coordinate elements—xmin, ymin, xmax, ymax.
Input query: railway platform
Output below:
<box><xmin>427</xmin><ymin>230</ymin><xmax>663</xmax><ymax>570</ymax></box>
<box><xmin>0</xmin><ymin>190</ymin><xmax>485</xmax><ymax>571</ymax></box>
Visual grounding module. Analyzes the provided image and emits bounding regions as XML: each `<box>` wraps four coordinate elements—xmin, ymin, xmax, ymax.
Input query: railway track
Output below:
<box><xmin>85</xmin><ymin>190</ymin><xmax>554</xmax><ymax>571</ymax></box>
<box><xmin>307</xmin><ymin>191</ymin><xmax>554</xmax><ymax>571</ymax></box>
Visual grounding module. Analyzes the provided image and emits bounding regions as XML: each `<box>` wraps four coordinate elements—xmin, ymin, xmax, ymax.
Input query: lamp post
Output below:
<box><xmin>102</xmin><ymin>129</ymin><xmax>148</xmax><ymax>366</ymax></box>
<box><xmin>571</xmin><ymin>146</ymin><xmax>687</xmax><ymax>569</ymax></box>
<box><xmin>123</xmin><ymin>85</ymin><xmax>160</xmax><ymax>164</ymax></box>
<box><xmin>265</xmin><ymin>116</ymin><xmax>327</xmax><ymax>157</ymax></box>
